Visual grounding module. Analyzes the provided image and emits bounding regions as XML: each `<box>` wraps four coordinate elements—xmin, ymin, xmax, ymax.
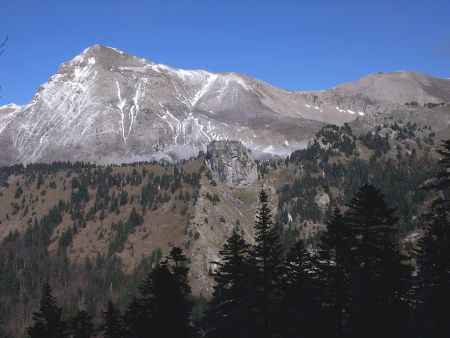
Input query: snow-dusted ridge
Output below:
<box><xmin>0</xmin><ymin>44</ymin><xmax>448</xmax><ymax>165</ymax></box>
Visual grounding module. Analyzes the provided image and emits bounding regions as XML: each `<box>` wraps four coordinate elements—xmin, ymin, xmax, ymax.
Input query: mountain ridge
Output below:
<box><xmin>0</xmin><ymin>44</ymin><xmax>449</xmax><ymax>165</ymax></box>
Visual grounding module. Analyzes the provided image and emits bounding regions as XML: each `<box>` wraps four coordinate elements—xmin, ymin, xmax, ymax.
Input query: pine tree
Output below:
<box><xmin>345</xmin><ymin>184</ymin><xmax>412</xmax><ymax>338</ymax></box>
<box><xmin>70</xmin><ymin>309</ymin><xmax>93</xmax><ymax>338</ymax></box>
<box><xmin>203</xmin><ymin>230</ymin><xmax>252</xmax><ymax>338</ymax></box>
<box><xmin>26</xmin><ymin>282</ymin><xmax>68</xmax><ymax>338</ymax></box>
<box><xmin>248</xmin><ymin>189</ymin><xmax>285</xmax><ymax>338</ymax></box>
<box><xmin>280</xmin><ymin>239</ymin><xmax>320</xmax><ymax>338</ymax></box>
<box><xmin>124</xmin><ymin>247</ymin><xmax>195</xmax><ymax>338</ymax></box>
<box><xmin>415</xmin><ymin>140</ymin><xmax>450</xmax><ymax>337</ymax></box>
<box><xmin>160</xmin><ymin>247</ymin><xmax>196</xmax><ymax>338</ymax></box>
<box><xmin>102</xmin><ymin>301</ymin><xmax>123</xmax><ymax>338</ymax></box>
<box><xmin>122</xmin><ymin>296</ymin><xmax>146</xmax><ymax>337</ymax></box>
<box><xmin>317</xmin><ymin>207</ymin><xmax>354</xmax><ymax>337</ymax></box>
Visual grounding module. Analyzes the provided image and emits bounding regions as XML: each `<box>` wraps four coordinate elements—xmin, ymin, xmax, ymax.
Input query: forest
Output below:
<box><xmin>17</xmin><ymin>141</ymin><xmax>450</xmax><ymax>337</ymax></box>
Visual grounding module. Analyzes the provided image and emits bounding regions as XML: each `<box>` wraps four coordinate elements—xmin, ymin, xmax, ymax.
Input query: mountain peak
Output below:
<box><xmin>0</xmin><ymin>46</ymin><xmax>448</xmax><ymax>165</ymax></box>
<box><xmin>82</xmin><ymin>44</ymin><xmax>126</xmax><ymax>56</ymax></box>
<box><xmin>65</xmin><ymin>44</ymin><xmax>149</xmax><ymax>71</ymax></box>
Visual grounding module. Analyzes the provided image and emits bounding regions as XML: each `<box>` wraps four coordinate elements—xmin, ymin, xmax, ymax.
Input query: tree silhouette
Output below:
<box><xmin>317</xmin><ymin>207</ymin><xmax>354</xmax><ymax>337</ymax></box>
<box><xmin>70</xmin><ymin>309</ymin><xmax>93</xmax><ymax>338</ymax></box>
<box><xmin>415</xmin><ymin>140</ymin><xmax>450</xmax><ymax>337</ymax></box>
<box><xmin>122</xmin><ymin>295</ymin><xmax>146</xmax><ymax>337</ymax></box>
<box><xmin>345</xmin><ymin>184</ymin><xmax>412</xmax><ymax>338</ymax></box>
<box><xmin>203</xmin><ymin>230</ymin><xmax>252</xmax><ymax>338</ymax></box>
<box><xmin>280</xmin><ymin>239</ymin><xmax>320</xmax><ymax>338</ymax></box>
<box><xmin>248</xmin><ymin>189</ymin><xmax>285</xmax><ymax>338</ymax></box>
<box><xmin>102</xmin><ymin>301</ymin><xmax>123</xmax><ymax>338</ymax></box>
<box><xmin>26</xmin><ymin>282</ymin><xmax>68</xmax><ymax>338</ymax></box>
<box><xmin>123</xmin><ymin>247</ymin><xmax>195</xmax><ymax>338</ymax></box>
<box><xmin>159</xmin><ymin>246</ymin><xmax>195</xmax><ymax>338</ymax></box>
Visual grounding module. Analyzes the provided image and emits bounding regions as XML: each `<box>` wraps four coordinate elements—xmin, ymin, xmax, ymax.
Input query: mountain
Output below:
<box><xmin>1</xmin><ymin>44</ymin><xmax>449</xmax><ymax>165</ymax></box>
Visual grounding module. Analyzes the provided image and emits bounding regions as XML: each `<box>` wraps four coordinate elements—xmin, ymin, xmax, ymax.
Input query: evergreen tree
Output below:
<box><xmin>26</xmin><ymin>282</ymin><xmax>68</xmax><ymax>338</ymax></box>
<box><xmin>122</xmin><ymin>296</ymin><xmax>146</xmax><ymax>337</ymax></box>
<box><xmin>280</xmin><ymin>239</ymin><xmax>320</xmax><ymax>338</ymax></box>
<box><xmin>415</xmin><ymin>140</ymin><xmax>450</xmax><ymax>337</ymax></box>
<box><xmin>102</xmin><ymin>301</ymin><xmax>123</xmax><ymax>338</ymax></box>
<box><xmin>203</xmin><ymin>230</ymin><xmax>252</xmax><ymax>338</ymax></box>
<box><xmin>317</xmin><ymin>207</ymin><xmax>354</xmax><ymax>337</ymax></box>
<box><xmin>160</xmin><ymin>247</ymin><xmax>195</xmax><ymax>337</ymax></box>
<box><xmin>70</xmin><ymin>309</ymin><xmax>93</xmax><ymax>338</ymax></box>
<box><xmin>124</xmin><ymin>247</ymin><xmax>195</xmax><ymax>338</ymax></box>
<box><xmin>248</xmin><ymin>189</ymin><xmax>285</xmax><ymax>338</ymax></box>
<box><xmin>345</xmin><ymin>184</ymin><xmax>412</xmax><ymax>338</ymax></box>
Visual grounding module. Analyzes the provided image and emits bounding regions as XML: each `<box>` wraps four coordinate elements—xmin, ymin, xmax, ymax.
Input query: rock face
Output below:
<box><xmin>206</xmin><ymin>140</ymin><xmax>258</xmax><ymax>187</ymax></box>
<box><xmin>315</xmin><ymin>192</ymin><xmax>330</xmax><ymax>211</ymax></box>
<box><xmin>0</xmin><ymin>45</ymin><xmax>449</xmax><ymax>165</ymax></box>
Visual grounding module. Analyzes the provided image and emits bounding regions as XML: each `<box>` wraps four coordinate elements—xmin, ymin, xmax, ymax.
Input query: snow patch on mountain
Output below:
<box><xmin>0</xmin><ymin>45</ymin><xmax>447</xmax><ymax>165</ymax></box>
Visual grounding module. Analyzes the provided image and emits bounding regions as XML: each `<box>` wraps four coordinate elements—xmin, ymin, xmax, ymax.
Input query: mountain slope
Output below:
<box><xmin>0</xmin><ymin>45</ymin><xmax>449</xmax><ymax>165</ymax></box>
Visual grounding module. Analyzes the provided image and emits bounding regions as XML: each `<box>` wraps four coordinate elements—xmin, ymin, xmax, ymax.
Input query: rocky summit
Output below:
<box><xmin>1</xmin><ymin>45</ymin><xmax>449</xmax><ymax>165</ymax></box>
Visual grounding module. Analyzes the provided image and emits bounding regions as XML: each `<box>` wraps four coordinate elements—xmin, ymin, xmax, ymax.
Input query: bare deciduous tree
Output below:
<box><xmin>0</xmin><ymin>35</ymin><xmax>8</xmax><ymax>55</ymax></box>
<box><xmin>0</xmin><ymin>35</ymin><xmax>8</xmax><ymax>96</ymax></box>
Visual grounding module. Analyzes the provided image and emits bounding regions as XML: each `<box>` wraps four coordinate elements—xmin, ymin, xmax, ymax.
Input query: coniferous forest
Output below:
<box><xmin>18</xmin><ymin>141</ymin><xmax>450</xmax><ymax>337</ymax></box>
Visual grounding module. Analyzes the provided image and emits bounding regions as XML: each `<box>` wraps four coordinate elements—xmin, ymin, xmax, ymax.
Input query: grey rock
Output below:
<box><xmin>315</xmin><ymin>192</ymin><xmax>330</xmax><ymax>211</ymax></box>
<box><xmin>206</xmin><ymin>140</ymin><xmax>258</xmax><ymax>187</ymax></box>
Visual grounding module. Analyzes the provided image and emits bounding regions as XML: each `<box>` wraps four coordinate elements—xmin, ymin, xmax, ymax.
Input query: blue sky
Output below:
<box><xmin>1</xmin><ymin>0</ymin><xmax>449</xmax><ymax>105</ymax></box>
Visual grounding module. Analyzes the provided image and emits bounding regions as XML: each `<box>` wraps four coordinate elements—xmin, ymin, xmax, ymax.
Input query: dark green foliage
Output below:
<box><xmin>119</xmin><ymin>190</ymin><xmax>128</xmax><ymax>205</ymax></box>
<box><xmin>280</xmin><ymin>240</ymin><xmax>321</xmax><ymax>338</ymax></box>
<box><xmin>108</xmin><ymin>208</ymin><xmax>143</xmax><ymax>256</ymax></box>
<box><xmin>58</xmin><ymin>225</ymin><xmax>75</xmax><ymax>250</ymax></box>
<box><xmin>124</xmin><ymin>247</ymin><xmax>195</xmax><ymax>338</ymax></box>
<box><xmin>317</xmin><ymin>207</ymin><xmax>354</xmax><ymax>337</ymax></box>
<box><xmin>26</xmin><ymin>283</ymin><xmax>68</xmax><ymax>338</ymax></box>
<box><xmin>128</xmin><ymin>207</ymin><xmax>143</xmax><ymax>227</ymax></box>
<box><xmin>345</xmin><ymin>184</ymin><xmax>412</xmax><ymax>338</ymax></box>
<box><xmin>358</xmin><ymin>131</ymin><xmax>390</xmax><ymax>155</ymax></box>
<box><xmin>14</xmin><ymin>185</ymin><xmax>23</xmax><ymax>198</ymax></box>
<box><xmin>278</xmin><ymin>173</ymin><xmax>326</xmax><ymax>222</ymax></box>
<box><xmin>205</xmin><ymin>192</ymin><xmax>220</xmax><ymax>204</ymax></box>
<box><xmin>415</xmin><ymin>140</ymin><xmax>450</xmax><ymax>338</ymax></box>
<box><xmin>282</xmin><ymin>150</ymin><xmax>432</xmax><ymax>237</ymax></box>
<box><xmin>203</xmin><ymin>230</ymin><xmax>252</xmax><ymax>338</ymax></box>
<box><xmin>284</xmin><ymin>123</ymin><xmax>432</xmax><ymax>238</ymax></box>
<box><xmin>391</xmin><ymin>121</ymin><xmax>416</xmax><ymax>140</ymax></box>
<box><xmin>69</xmin><ymin>310</ymin><xmax>93</xmax><ymax>338</ymax></box>
<box><xmin>316</xmin><ymin>124</ymin><xmax>357</xmax><ymax>156</ymax></box>
<box><xmin>102</xmin><ymin>301</ymin><xmax>124</xmax><ymax>338</ymax></box>
<box><xmin>247</xmin><ymin>189</ymin><xmax>285</xmax><ymax>337</ymax></box>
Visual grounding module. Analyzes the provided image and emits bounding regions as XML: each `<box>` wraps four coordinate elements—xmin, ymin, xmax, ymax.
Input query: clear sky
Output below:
<box><xmin>1</xmin><ymin>0</ymin><xmax>449</xmax><ymax>105</ymax></box>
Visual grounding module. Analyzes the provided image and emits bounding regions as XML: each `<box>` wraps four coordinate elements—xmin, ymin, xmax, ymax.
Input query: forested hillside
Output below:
<box><xmin>0</xmin><ymin>122</ymin><xmax>443</xmax><ymax>336</ymax></box>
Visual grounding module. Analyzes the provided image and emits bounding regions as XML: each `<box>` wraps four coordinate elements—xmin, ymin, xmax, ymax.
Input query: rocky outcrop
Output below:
<box><xmin>315</xmin><ymin>191</ymin><xmax>330</xmax><ymax>212</ymax></box>
<box><xmin>206</xmin><ymin>140</ymin><xmax>258</xmax><ymax>187</ymax></box>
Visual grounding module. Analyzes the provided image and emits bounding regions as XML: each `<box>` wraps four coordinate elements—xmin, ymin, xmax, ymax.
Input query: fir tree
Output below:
<box><xmin>280</xmin><ymin>239</ymin><xmax>320</xmax><ymax>338</ymax></box>
<box><xmin>249</xmin><ymin>189</ymin><xmax>285</xmax><ymax>338</ymax></box>
<box><xmin>124</xmin><ymin>247</ymin><xmax>195</xmax><ymax>338</ymax></box>
<box><xmin>102</xmin><ymin>301</ymin><xmax>123</xmax><ymax>338</ymax></box>
<box><xmin>26</xmin><ymin>282</ymin><xmax>68</xmax><ymax>338</ymax></box>
<box><xmin>345</xmin><ymin>184</ymin><xmax>412</xmax><ymax>338</ymax></box>
<box><xmin>203</xmin><ymin>230</ymin><xmax>252</xmax><ymax>338</ymax></box>
<box><xmin>318</xmin><ymin>207</ymin><xmax>354</xmax><ymax>337</ymax></box>
<box><xmin>70</xmin><ymin>309</ymin><xmax>93</xmax><ymax>338</ymax></box>
<box><xmin>122</xmin><ymin>296</ymin><xmax>146</xmax><ymax>337</ymax></box>
<box><xmin>415</xmin><ymin>140</ymin><xmax>450</xmax><ymax>337</ymax></box>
